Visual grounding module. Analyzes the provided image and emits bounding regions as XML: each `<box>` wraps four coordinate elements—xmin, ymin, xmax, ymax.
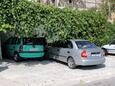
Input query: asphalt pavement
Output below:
<box><xmin>75</xmin><ymin>77</ymin><xmax>115</xmax><ymax>86</ymax></box>
<box><xmin>0</xmin><ymin>56</ymin><xmax>115</xmax><ymax>86</ymax></box>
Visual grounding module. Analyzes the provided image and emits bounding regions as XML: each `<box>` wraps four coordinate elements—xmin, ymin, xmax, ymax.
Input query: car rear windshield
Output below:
<box><xmin>75</xmin><ymin>41</ymin><xmax>97</xmax><ymax>49</ymax></box>
<box><xmin>23</xmin><ymin>38</ymin><xmax>46</xmax><ymax>45</ymax></box>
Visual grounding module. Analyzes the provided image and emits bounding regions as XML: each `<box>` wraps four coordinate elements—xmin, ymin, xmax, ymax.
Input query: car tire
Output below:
<box><xmin>38</xmin><ymin>57</ymin><xmax>44</xmax><ymax>61</ymax></box>
<box><xmin>67</xmin><ymin>57</ymin><xmax>76</xmax><ymax>69</ymax></box>
<box><xmin>13</xmin><ymin>53</ymin><xmax>21</xmax><ymax>62</ymax></box>
<box><xmin>44</xmin><ymin>53</ymin><xmax>49</xmax><ymax>60</ymax></box>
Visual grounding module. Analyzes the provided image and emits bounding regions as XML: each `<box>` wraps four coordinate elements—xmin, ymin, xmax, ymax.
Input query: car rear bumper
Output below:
<box><xmin>77</xmin><ymin>57</ymin><xmax>105</xmax><ymax>66</ymax></box>
<box><xmin>18</xmin><ymin>51</ymin><xmax>45</xmax><ymax>58</ymax></box>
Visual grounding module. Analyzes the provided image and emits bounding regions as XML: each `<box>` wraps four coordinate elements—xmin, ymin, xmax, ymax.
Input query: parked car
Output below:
<box><xmin>48</xmin><ymin>39</ymin><xmax>105</xmax><ymax>69</ymax></box>
<box><xmin>3</xmin><ymin>37</ymin><xmax>47</xmax><ymax>62</ymax></box>
<box><xmin>102</xmin><ymin>40</ymin><xmax>115</xmax><ymax>55</ymax></box>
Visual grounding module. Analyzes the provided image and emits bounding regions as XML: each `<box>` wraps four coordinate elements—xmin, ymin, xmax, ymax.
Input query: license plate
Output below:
<box><xmin>30</xmin><ymin>48</ymin><xmax>38</xmax><ymax>51</ymax></box>
<box><xmin>91</xmin><ymin>54</ymin><xmax>101</xmax><ymax>56</ymax></box>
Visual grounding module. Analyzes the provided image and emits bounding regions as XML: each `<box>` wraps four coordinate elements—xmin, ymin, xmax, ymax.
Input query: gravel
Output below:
<box><xmin>0</xmin><ymin>55</ymin><xmax>115</xmax><ymax>86</ymax></box>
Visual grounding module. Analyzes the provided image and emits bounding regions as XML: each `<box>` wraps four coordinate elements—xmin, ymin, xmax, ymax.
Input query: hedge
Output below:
<box><xmin>0</xmin><ymin>0</ymin><xmax>114</xmax><ymax>46</ymax></box>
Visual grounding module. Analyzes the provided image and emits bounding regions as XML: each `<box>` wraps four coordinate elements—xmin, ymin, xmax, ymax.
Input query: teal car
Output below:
<box><xmin>3</xmin><ymin>37</ymin><xmax>47</xmax><ymax>62</ymax></box>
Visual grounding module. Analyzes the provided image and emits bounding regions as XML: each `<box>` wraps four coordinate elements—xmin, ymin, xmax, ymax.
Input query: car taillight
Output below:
<box><xmin>19</xmin><ymin>45</ymin><xmax>23</xmax><ymax>52</ymax></box>
<box><xmin>81</xmin><ymin>50</ymin><xmax>87</xmax><ymax>58</ymax></box>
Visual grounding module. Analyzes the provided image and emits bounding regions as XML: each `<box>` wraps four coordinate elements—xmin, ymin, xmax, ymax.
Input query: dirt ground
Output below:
<box><xmin>0</xmin><ymin>55</ymin><xmax>115</xmax><ymax>86</ymax></box>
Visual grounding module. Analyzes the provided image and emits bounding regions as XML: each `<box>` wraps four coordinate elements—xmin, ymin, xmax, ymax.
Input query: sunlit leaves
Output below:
<box><xmin>1</xmin><ymin>0</ymin><xmax>111</xmax><ymax>46</ymax></box>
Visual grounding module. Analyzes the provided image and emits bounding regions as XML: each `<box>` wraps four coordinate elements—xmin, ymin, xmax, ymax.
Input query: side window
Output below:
<box><xmin>62</xmin><ymin>41</ymin><xmax>73</xmax><ymax>48</ymax></box>
<box><xmin>58</xmin><ymin>41</ymin><xmax>63</xmax><ymax>48</ymax></box>
<box><xmin>62</xmin><ymin>41</ymin><xmax>68</xmax><ymax>48</ymax></box>
<box><xmin>67</xmin><ymin>41</ymin><xmax>73</xmax><ymax>48</ymax></box>
<box><xmin>51</xmin><ymin>41</ymin><xmax>73</xmax><ymax>48</ymax></box>
<box><xmin>55</xmin><ymin>41</ymin><xmax>62</xmax><ymax>48</ymax></box>
<box><xmin>51</xmin><ymin>41</ymin><xmax>60</xmax><ymax>47</ymax></box>
<box><xmin>51</xmin><ymin>41</ymin><xmax>57</xmax><ymax>47</ymax></box>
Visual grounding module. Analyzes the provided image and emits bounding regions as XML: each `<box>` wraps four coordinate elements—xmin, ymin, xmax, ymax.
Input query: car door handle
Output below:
<box><xmin>67</xmin><ymin>51</ymin><xmax>70</xmax><ymax>53</ymax></box>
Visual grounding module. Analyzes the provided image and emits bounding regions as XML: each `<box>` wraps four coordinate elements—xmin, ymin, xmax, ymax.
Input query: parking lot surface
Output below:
<box><xmin>74</xmin><ymin>76</ymin><xmax>115</xmax><ymax>86</ymax></box>
<box><xmin>0</xmin><ymin>56</ymin><xmax>115</xmax><ymax>86</ymax></box>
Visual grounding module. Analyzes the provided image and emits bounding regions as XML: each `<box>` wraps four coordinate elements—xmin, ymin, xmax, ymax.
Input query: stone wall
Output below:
<box><xmin>111</xmin><ymin>12</ymin><xmax>115</xmax><ymax>21</ymax></box>
<box><xmin>30</xmin><ymin>0</ymin><xmax>102</xmax><ymax>9</ymax></box>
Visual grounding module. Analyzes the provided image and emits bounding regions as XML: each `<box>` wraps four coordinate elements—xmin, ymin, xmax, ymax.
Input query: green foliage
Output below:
<box><xmin>0</xmin><ymin>0</ymin><xmax>18</xmax><ymax>32</ymax></box>
<box><xmin>100</xmin><ymin>1</ymin><xmax>109</xmax><ymax>17</ymax></box>
<box><xmin>100</xmin><ymin>0</ymin><xmax>115</xmax><ymax>16</ymax></box>
<box><xmin>105</xmin><ymin>22</ymin><xmax>115</xmax><ymax>43</ymax></box>
<box><xmin>1</xmin><ymin>0</ymin><xmax>112</xmax><ymax>46</ymax></box>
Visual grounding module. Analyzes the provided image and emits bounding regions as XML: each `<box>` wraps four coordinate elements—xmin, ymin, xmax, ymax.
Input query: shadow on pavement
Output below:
<box><xmin>107</xmin><ymin>54</ymin><xmax>115</xmax><ymax>56</ymax></box>
<box><xmin>2</xmin><ymin>58</ymin><xmax>106</xmax><ymax>70</ymax></box>
<box><xmin>22</xmin><ymin>59</ymin><xmax>54</xmax><ymax>66</ymax></box>
<box><xmin>78</xmin><ymin>64</ymin><xmax>106</xmax><ymax>70</ymax></box>
<box><xmin>0</xmin><ymin>63</ymin><xmax>8</xmax><ymax>72</ymax></box>
<box><xmin>2</xmin><ymin>58</ymin><xmax>53</xmax><ymax>67</ymax></box>
<box><xmin>51</xmin><ymin>59</ymin><xmax>106</xmax><ymax>70</ymax></box>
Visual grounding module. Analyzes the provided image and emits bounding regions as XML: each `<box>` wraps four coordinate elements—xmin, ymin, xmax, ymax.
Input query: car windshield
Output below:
<box><xmin>75</xmin><ymin>41</ymin><xmax>97</xmax><ymax>49</ymax></box>
<box><xmin>23</xmin><ymin>38</ymin><xmax>46</xmax><ymax>45</ymax></box>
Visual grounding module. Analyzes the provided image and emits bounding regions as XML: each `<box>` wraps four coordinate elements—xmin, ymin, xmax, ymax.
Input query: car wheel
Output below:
<box><xmin>13</xmin><ymin>53</ymin><xmax>21</xmax><ymax>62</ymax></box>
<box><xmin>67</xmin><ymin>57</ymin><xmax>76</xmax><ymax>69</ymax></box>
<box><xmin>44</xmin><ymin>53</ymin><xmax>49</xmax><ymax>60</ymax></box>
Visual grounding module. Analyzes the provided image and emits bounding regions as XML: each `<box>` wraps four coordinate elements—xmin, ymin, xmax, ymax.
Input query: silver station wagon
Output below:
<box><xmin>48</xmin><ymin>39</ymin><xmax>105</xmax><ymax>69</ymax></box>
